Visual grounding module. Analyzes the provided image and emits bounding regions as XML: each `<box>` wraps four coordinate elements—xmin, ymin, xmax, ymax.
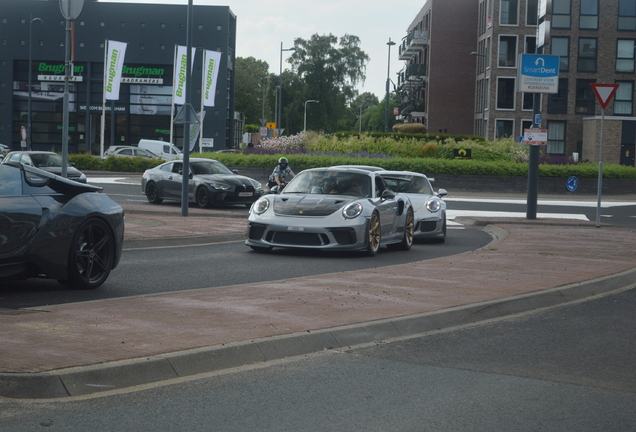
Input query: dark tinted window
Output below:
<box><xmin>0</xmin><ymin>164</ymin><xmax>22</xmax><ymax>196</ymax></box>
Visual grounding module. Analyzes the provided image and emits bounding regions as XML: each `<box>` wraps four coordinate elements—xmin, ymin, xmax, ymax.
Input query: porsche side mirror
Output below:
<box><xmin>437</xmin><ymin>188</ymin><xmax>448</xmax><ymax>198</ymax></box>
<box><xmin>381</xmin><ymin>189</ymin><xmax>395</xmax><ymax>200</ymax></box>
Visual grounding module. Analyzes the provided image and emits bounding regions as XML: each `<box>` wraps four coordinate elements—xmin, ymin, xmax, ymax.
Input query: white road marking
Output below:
<box><xmin>88</xmin><ymin>177</ymin><xmax>140</xmax><ymax>185</ymax></box>
<box><xmin>447</xmin><ymin>209</ymin><xmax>589</xmax><ymax>221</ymax></box>
<box><xmin>445</xmin><ymin>197</ymin><xmax>634</xmax><ymax>208</ymax></box>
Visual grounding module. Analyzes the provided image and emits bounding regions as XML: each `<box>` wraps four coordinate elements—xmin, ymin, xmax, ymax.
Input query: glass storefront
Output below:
<box><xmin>12</xmin><ymin>60</ymin><xmax>185</xmax><ymax>154</ymax></box>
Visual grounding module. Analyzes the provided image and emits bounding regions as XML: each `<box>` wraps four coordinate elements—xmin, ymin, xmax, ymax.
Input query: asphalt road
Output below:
<box><xmin>0</xmin><ymin>226</ymin><xmax>491</xmax><ymax>309</ymax></box>
<box><xmin>1</xmin><ymin>286</ymin><xmax>633</xmax><ymax>431</ymax></box>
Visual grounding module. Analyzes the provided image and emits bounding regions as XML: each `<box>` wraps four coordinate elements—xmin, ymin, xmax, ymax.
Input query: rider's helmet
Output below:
<box><xmin>278</xmin><ymin>157</ymin><xmax>289</xmax><ymax>166</ymax></box>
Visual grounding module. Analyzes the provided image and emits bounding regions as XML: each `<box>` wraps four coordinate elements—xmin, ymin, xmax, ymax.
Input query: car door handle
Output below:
<box><xmin>167</xmin><ymin>176</ymin><xmax>173</xmax><ymax>180</ymax></box>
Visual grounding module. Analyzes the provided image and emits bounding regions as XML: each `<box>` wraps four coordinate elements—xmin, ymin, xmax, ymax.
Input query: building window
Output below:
<box><xmin>20</xmin><ymin>40</ymin><xmax>25</xmax><ymax>46</ymax></box>
<box><xmin>547</xmin><ymin>121</ymin><xmax>566</xmax><ymax>154</ymax></box>
<box><xmin>521</xmin><ymin>120</ymin><xmax>533</xmax><ymax>137</ymax></box>
<box><xmin>548</xmin><ymin>78</ymin><xmax>569</xmax><ymax>114</ymax></box>
<box><xmin>616</xmin><ymin>40</ymin><xmax>635</xmax><ymax>73</ymax></box>
<box><xmin>217</xmin><ymin>25</ymin><xmax>222</xmax><ymax>30</ymax></box>
<box><xmin>198</xmin><ymin>24</ymin><xmax>203</xmax><ymax>30</ymax></box>
<box><xmin>496</xmin><ymin>78</ymin><xmax>516</xmax><ymax>110</ymax></box>
<box><xmin>525</xmin><ymin>35</ymin><xmax>537</xmax><ymax>53</ymax></box>
<box><xmin>79</xmin><ymin>42</ymin><xmax>84</xmax><ymax>48</ymax></box>
<box><xmin>551</xmin><ymin>37</ymin><xmax>570</xmax><ymax>72</ymax></box>
<box><xmin>100</xmin><ymin>22</ymin><xmax>105</xmax><ymax>27</ymax></box>
<box><xmin>522</xmin><ymin>93</ymin><xmax>534</xmax><ymax>110</ymax></box>
<box><xmin>619</xmin><ymin>0</ymin><xmax>636</xmax><ymax>30</ymax></box>
<box><xmin>160</xmin><ymin>44</ymin><xmax>166</xmax><ymax>50</ymax></box>
<box><xmin>120</xmin><ymin>22</ymin><xmax>125</xmax><ymax>27</ymax></box>
<box><xmin>526</xmin><ymin>0</ymin><xmax>538</xmax><ymax>26</ymax></box>
<box><xmin>161</xmin><ymin>23</ymin><xmax>166</xmax><ymax>29</ymax></box>
<box><xmin>576</xmin><ymin>79</ymin><xmax>596</xmax><ymax>114</ymax></box>
<box><xmin>140</xmin><ymin>22</ymin><xmax>146</xmax><ymax>28</ymax></box>
<box><xmin>578</xmin><ymin>38</ymin><xmax>597</xmax><ymax>73</ymax></box>
<box><xmin>496</xmin><ymin>119</ymin><xmax>514</xmax><ymax>138</ymax></box>
<box><xmin>580</xmin><ymin>0</ymin><xmax>599</xmax><ymax>29</ymax></box>
<box><xmin>500</xmin><ymin>0</ymin><xmax>518</xmax><ymax>25</ymax></box>
<box><xmin>552</xmin><ymin>0</ymin><xmax>571</xmax><ymax>29</ymax></box>
<box><xmin>614</xmin><ymin>81</ymin><xmax>634</xmax><ymax>115</ymax></box>
<box><xmin>498</xmin><ymin>35</ymin><xmax>518</xmax><ymax>67</ymax></box>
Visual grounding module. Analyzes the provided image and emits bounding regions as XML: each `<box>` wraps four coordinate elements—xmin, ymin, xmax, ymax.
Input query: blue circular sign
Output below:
<box><xmin>566</xmin><ymin>176</ymin><xmax>578</xmax><ymax>192</ymax></box>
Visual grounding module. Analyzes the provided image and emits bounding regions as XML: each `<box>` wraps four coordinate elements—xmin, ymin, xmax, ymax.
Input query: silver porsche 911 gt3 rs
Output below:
<box><xmin>245</xmin><ymin>167</ymin><xmax>415</xmax><ymax>256</ymax></box>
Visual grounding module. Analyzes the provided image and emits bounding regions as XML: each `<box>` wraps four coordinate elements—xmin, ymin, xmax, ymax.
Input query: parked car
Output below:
<box><xmin>103</xmin><ymin>145</ymin><xmax>130</xmax><ymax>157</ymax></box>
<box><xmin>1</xmin><ymin>151</ymin><xmax>87</xmax><ymax>183</ymax></box>
<box><xmin>138</xmin><ymin>139</ymin><xmax>182</xmax><ymax>161</ymax></box>
<box><xmin>245</xmin><ymin>167</ymin><xmax>414</xmax><ymax>255</ymax></box>
<box><xmin>107</xmin><ymin>146</ymin><xmax>158</xmax><ymax>159</ymax></box>
<box><xmin>0</xmin><ymin>162</ymin><xmax>124</xmax><ymax>289</ymax></box>
<box><xmin>378</xmin><ymin>170</ymin><xmax>447</xmax><ymax>242</ymax></box>
<box><xmin>141</xmin><ymin>158</ymin><xmax>264</xmax><ymax>208</ymax></box>
<box><xmin>0</xmin><ymin>143</ymin><xmax>10</xmax><ymax>154</ymax></box>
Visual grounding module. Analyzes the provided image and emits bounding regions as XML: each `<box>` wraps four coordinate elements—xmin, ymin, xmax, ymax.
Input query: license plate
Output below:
<box><xmin>238</xmin><ymin>192</ymin><xmax>253</xmax><ymax>197</ymax></box>
<box><xmin>286</xmin><ymin>226</ymin><xmax>304</xmax><ymax>231</ymax></box>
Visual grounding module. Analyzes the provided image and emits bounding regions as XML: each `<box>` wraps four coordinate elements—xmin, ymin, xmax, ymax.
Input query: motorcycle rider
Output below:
<box><xmin>268</xmin><ymin>157</ymin><xmax>295</xmax><ymax>189</ymax></box>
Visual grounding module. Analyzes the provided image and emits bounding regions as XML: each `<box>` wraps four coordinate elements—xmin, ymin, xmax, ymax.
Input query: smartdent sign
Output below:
<box><xmin>517</xmin><ymin>54</ymin><xmax>559</xmax><ymax>94</ymax></box>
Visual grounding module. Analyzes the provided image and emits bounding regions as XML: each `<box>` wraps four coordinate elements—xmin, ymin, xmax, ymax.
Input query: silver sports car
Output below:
<box><xmin>246</xmin><ymin>167</ymin><xmax>414</xmax><ymax>256</ymax></box>
<box><xmin>141</xmin><ymin>158</ymin><xmax>264</xmax><ymax>208</ymax></box>
<box><xmin>378</xmin><ymin>171</ymin><xmax>447</xmax><ymax>242</ymax></box>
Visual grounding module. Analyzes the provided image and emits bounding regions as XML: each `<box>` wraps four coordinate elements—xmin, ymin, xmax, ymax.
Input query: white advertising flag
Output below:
<box><xmin>202</xmin><ymin>50</ymin><xmax>222</xmax><ymax>107</ymax></box>
<box><xmin>104</xmin><ymin>40</ymin><xmax>127</xmax><ymax>100</ymax></box>
<box><xmin>172</xmin><ymin>45</ymin><xmax>196</xmax><ymax>105</ymax></box>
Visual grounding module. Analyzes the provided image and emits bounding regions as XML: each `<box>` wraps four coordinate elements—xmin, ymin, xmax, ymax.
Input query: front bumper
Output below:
<box><xmin>245</xmin><ymin>217</ymin><xmax>370</xmax><ymax>251</ymax></box>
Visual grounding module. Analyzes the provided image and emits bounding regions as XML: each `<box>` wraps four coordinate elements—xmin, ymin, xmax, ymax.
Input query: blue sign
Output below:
<box><xmin>518</xmin><ymin>54</ymin><xmax>560</xmax><ymax>94</ymax></box>
<box><xmin>566</xmin><ymin>176</ymin><xmax>578</xmax><ymax>192</ymax></box>
<box><xmin>534</xmin><ymin>114</ymin><xmax>541</xmax><ymax>125</ymax></box>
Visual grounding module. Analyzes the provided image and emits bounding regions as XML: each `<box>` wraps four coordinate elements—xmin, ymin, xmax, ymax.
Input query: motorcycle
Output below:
<box><xmin>267</xmin><ymin>182</ymin><xmax>288</xmax><ymax>194</ymax></box>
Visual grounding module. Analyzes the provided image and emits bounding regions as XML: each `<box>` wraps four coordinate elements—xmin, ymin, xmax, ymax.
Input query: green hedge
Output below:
<box><xmin>68</xmin><ymin>152</ymin><xmax>636</xmax><ymax>179</ymax></box>
<box><xmin>69</xmin><ymin>154</ymin><xmax>163</xmax><ymax>172</ymax></box>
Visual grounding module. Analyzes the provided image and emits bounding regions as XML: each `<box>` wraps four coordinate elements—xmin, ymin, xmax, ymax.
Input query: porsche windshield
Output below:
<box><xmin>383</xmin><ymin>176</ymin><xmax>433</xmax><ymax>195</ymax></box>
<box><xmin>283</xmin><ymin>170</ymin><xmax>372</xmax><ymax>198</ymax></box>
<box><xmin>191</xmin><ymin>161</ymin><xmax>234</xmax><ymax>175</ymax></box>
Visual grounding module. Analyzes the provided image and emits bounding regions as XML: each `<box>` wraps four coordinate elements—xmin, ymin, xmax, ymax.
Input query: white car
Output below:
<box><xmin>107</xmin><ymin>146</ymin><xmax>158</xmax><ymax>159</ymax></box>
<box><xmin>0</xmin><ymin>144</ymin><xmax>10</xmax><ymax>154</ymax></box>
<box><xmin>378</xmin><ymin>171</ymin><xmax>447</xmax><ymax>242</ymax></box>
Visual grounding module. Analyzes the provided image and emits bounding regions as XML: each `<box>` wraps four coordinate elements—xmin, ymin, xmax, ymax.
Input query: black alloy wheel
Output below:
<box><xmin>60</xmin><ymin>218</ymin><xmax>115</xmax><ymax>290</ymax></box>
<box><xmin>145</xmin><ymin>182</ymin><xmax>163</xmax><ymax>204</ymax></box>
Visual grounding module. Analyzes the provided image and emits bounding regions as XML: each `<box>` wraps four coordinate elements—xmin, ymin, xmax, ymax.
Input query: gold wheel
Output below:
<box><xmin>366</xmin><ymin>213</ymin><xmax>381</xmax><ymax>256</ymax></box>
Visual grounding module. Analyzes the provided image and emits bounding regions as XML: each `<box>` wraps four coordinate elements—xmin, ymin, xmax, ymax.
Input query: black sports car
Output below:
<box><xmin>141</xmin><ymin>158</ymin><xmax>264</xmax><ymax>208</ymax></box>
<box><xmin>0</xmin><ymin>162</ymin><xmax>124</xmax><ymax>289</ymax></box>
<box><xmin>1</xmin><ymin>151</ymin><xmax>87</xmax><ymax>183</ymax></box>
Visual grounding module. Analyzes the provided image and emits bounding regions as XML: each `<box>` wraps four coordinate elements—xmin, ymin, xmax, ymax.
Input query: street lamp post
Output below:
<box><xmin>278</xmin><ymin>42</ymin><xmax>295</xmax><ymax>137</ymax></box>
<box><xmin>260</xmin><ymin>76</ymin><xmax>269</xmax><ymax>127</ymax></box>
<box><xmin>28</xmin><ymin>15</ymin><xmax>43</xmax><ymax>151</ymax></box>
<box><xmin>303</xmin><ymin>100</ymin><xmax>319</xmax><ymax>132</ymax></box>
<box><xmin>470</xmin><ymin>50</ymin><xmax>488</xmax><ymax>138</ymax></box>
<box><xmin>384</xmin><ymin>38</ymin><xmax>396</xmax><ymax>133</ymax></box>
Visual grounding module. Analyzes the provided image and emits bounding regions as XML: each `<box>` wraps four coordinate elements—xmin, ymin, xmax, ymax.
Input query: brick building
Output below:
<box><xmin>397</xmin><ymin>0</ymin><xmax>636</xmax><ymax>167</ymax></box>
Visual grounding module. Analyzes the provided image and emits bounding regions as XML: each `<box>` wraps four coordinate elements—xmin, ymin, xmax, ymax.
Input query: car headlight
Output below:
<box><xmin>251</xmin><ymin>180</ymin><xmax>263</xmax><ymax>190</ymax></box>
<box><xmin>207</xmin><ymin>182</ymin><xmax>231</xmax><ymax>190</ymax></box>
<box><xmin>342</xmin><ymin>202</ymin><xmax>363</xmax><ymax>219</ymax></box>
<box><xmin>253</xmin><ymin>197</ymin><xmax>270</xmax><ymax>214</ymax></box>
<box><xmin>426</xmin><ymin>198</ymin><xmax>441</xmax><ymax>212</ymax></box>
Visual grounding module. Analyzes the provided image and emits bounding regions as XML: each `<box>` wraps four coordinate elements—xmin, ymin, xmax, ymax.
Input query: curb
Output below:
<box><xmin>2</xmin><ymin>266</ymin><xmax>635</xmax><ymax>400</ymax></box>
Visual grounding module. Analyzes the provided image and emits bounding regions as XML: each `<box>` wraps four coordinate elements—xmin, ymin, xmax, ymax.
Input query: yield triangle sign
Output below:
<box><xmin>590</xmin><ymin>83</ymin><xmax>620</xmax><ymax>110</ymax></box>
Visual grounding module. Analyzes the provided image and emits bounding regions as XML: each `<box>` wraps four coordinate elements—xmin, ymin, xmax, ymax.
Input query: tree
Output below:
<box><xmin>234</xmin><ymin>57</ymin><xmax>270</xmax><ymax>127</ymax></box>
<box><xmin>285</xmin><ymin>33</ymin><xmax>370</xmax><ymax>134</ymax></box>
<box><xmin>351</xmin><ymin>92</ymin><xmax>379</xmax><ymax>132</ymax></box>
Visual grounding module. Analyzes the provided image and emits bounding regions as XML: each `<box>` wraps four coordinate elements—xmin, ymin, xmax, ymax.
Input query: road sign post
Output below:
<box><xmin>590</xmin><ymin>83</ymin><xmax>620</xmax><ymax>228</ymax></box>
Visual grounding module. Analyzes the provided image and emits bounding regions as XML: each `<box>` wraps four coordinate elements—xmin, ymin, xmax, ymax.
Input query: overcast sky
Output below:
<box><xmin>100</xmin><ymin>0</ymin><xmax>426</xmax><ymax>100</ymax></box>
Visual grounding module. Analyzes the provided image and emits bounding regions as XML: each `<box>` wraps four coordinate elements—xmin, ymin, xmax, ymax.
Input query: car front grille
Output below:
<box><xmin>265</xmin><ymin>231</ymin><xmax>330</xmax><ymax>246</ymax></box>
<box><xmin>418</xmin><ymin>221</ymin><xmax>438</xmax><ymax>232</ymax></box>
<box><xmin>330</xmin><ymin>228</ymin><xmax>356</xmax><ymax>245</ymax></box>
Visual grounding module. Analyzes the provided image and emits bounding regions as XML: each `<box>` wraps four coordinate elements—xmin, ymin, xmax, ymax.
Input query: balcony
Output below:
<box><xmin>397</xmin><ymin>64</ymin><xmax>427</xmax><ymax>92</ymax></box>
<box><xmin>398</xmin><ymin>29</ymin><xmax>428</xmax><ymax>60</ymax></box>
